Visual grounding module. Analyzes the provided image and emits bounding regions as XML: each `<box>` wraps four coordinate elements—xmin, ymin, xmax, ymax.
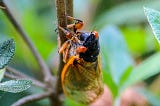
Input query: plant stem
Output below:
<box><xmin>4</xmin><ymin>72</ymin><xmax>18</xmax><ymax>79</ymax></box>
<box><xmin>66</xmin><ymin>0</ymin><xmax>73</xmax><ymax>23</ymax></box>
<box><xmin>0</xmin><ymin>0</ymin><xmax>53</xmax><ymax>85</ymax></box>
<box><xmin>4</xmin><ymin>72</ymin><xmax>44</xmax><ymax>89</ymax></box>
<box><xmin>11</xmin><ymin>91</ymin><xmax>52</xmax><ymax>106</ymax></box>
<box><xmin>0</xmin><ymin>4</ymin><xmax>5</xmax><ymax>9</ymax></box>
<box><xmin>6</xmin><ymin>67</ymin><xmax>46</xmax><ymax>89</ymax></box>
<box><xmin>55</xmin><ymin>0</ymin><xmax>73</xmax><ymax>95</ymax></box>
<box><xmin>55</xmin><ymin>0</ymin><xmax>67</xmax><ymax>95</ymax></box>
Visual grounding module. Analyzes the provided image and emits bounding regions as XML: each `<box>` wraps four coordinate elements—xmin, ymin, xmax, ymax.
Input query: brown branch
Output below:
<box><xmin>0</xmin><ymin>0</ymin><xmax>53</xmax><ymax>85</ymax></box>
<box><xmin>11</xmin><ymin>91</ymin><xmax>52</xmax><ymax>106</ymax></box>
<box><xmin>0</xmin><ymin>4</ymin><xmax>5</xmax><ymax>9</ymax></box>
<box><xmin>66</xmin><ymin>0</ymin><xmax>73</xmax><ymax>24</ymax></box>
<box><xmin>55</xmin><ymin>0</ymin><xmax>73</xmax><ymax>95</ymax></box>
<box><xmin>5</xmin><ymin>67</ymin><xmax>46</xmax><ymax>89</ymax></box>
<box><xmin>4</xmin><ymin>72</ymin><xmax>46</xmax><ymax>89</ymax></box>
<box><xmin>55</xmin><ymin>0</ymin><xmax>67</xmax><ymax>95</ymax></box>
<box><xmin>6</xmin><ymin>67</ymin><xmax>32</xmax><ymax>78</ymax></box>
<box><xmin>4</xmin><ymin>72</ymin><xmax>19</xmax><ymax>79</ymax></box>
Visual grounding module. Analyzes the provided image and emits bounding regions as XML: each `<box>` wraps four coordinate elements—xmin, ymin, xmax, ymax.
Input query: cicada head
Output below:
<box><xmin>78</xmin><ymin>31</ymin><xmax>100</xmax><ymax>62</ymax></box>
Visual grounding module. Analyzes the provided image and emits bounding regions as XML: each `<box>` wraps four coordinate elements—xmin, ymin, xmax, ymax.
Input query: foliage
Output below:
<box><xmin>144</xmin><ymin>7</ymin><xmax>160</xmax><ymax>44</ymax></box>
<box><xmin>100</xmin><ymin>25</ymin><xmax>133</xmax><ymax>97</ymax></box>
<box><xmin>100</xmin><ymin>25</ymin><xmax>134</xmax><ymax>85</ymax></box>
<box><xmin>0</xmin><ymin>39</ymin><xmax>31</xmax><ymax>94</ymax></box>
<box><xmin>0</xmin><ymin>80</ymin><xmax>32</xmax><ymax>93</ymax></box>
<box><xmin>0</xmin><ymin>68</ymin><xmax>5</xmax><ymax>82</ymax></box>
<box><xmin>122</xmin><ymin>52</ymin><xmax>160</xmax><ymax>89</ymax></box>
<box><xmin>100</xmin><ymin>25</ymin><xmax>160</xmax><ymax>101</ymax></box>
<box><xmin>0</xmin><ymin>39</ymin><xmax>15</xmax><ymax>69</ymax></box>
<box><xmin>137</xmin><ymin>88</ymin><xmax>160</xmax><ymax>106</ymax></box>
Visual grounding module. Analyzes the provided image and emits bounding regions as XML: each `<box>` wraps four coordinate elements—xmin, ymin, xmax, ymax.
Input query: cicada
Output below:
<box><xmin>58</xmin><ymin>16</ymin><xmax>104</xmax><ymax>104</ymax></box>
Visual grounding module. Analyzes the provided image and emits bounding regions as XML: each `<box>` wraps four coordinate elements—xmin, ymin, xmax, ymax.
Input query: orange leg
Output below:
<box><xmin>58</xmin><ymin>25</ymin><xmax>76</xmax><ymax>63</ymax></box>
<box><xmin>67</xmin><ymin>16</ymin><xmax>84</xmax><ymax>32</ymax></box>
<box><xmin>61</xmin><ymin>55</ymin><xmax>79</xmax><ymax>84</ymax></box>
<box><xmin>58</xmin><ymin>39</ymin><xmax>71</xmax><ymax>63</ymax></box>
<box><xmin>58</xmin><ymin>40</ymin><xmax>71</xmax><ymax>54</ymax></box>
<box><xmin>63</xmin><ymin>42</ymin><xmax>71</xmax><ymax>63</ymax></box>
<box><xmin>58</xmin><ymin>26</ymin><xmax>73</xmax><ymax>39</ymax></box>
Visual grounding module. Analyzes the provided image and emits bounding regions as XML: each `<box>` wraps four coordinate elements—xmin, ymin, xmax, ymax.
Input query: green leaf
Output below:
<box><xmin>64</xmin><ymin>98</ymin><xmax>85</xmax><ymax>106</ymax></box>
<box><xmin>95</xmin><ymin>1</ymin><xmax>160</xmax><ymax>29</ymax></box>
<box><xmin>0</xmin><ymin>80</ymin><xmax>32</xmax><ymax>93</ymax></box>
<box><xmin>103</xmin><ymin>71</ymin><xmax>118</xmax><ymax>98</ymax></box>
<box><xmin>137</xmin><ymin>88</ymin><xmax>160</xmax><ymax>106</ymax></box>
<box><xmin>144</xmin><ymin>7</ymin><xmax>160</xmax><ymax>44</ymax></box>
<box><xmin>122</xmin><ymin>52</ymin><xmax>160</xmax><ymax>89</ymax></box>
<box><xmin>0</xmin><ymin>68</ymin><xmax>5</xmax><ymax>82</ymax></box>
<box><xmin>119</xmin><ymin>66</ymin><xmax>133</xmax><ymax>87</ymax></box>
<box><xmin>99</xmin><ymin>25</ymin><xmax>134</xmax><ymax>85</ymax></box>
<box><xmin>0</xmin><ymin>39</ymin><xmax>15</xmax><ymax>69</ymax></box>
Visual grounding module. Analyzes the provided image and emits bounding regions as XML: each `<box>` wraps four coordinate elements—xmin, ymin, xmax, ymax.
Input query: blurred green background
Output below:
<box><xmin>0</xmin><ymin>0</ymin><xmax>160</xmax><ymax>106</ymax></box>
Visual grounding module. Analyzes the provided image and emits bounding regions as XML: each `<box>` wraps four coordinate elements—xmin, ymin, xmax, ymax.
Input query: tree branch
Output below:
<box><xmin>6</xmin><ymin>67</ymin><xmax>32</xmax><ymax>78</ymax></box>
<box><xmin>66</xmin><ymin>0</ymin><xmax>73</xmax><ymax>23</ymax></box>
<box><xmin>4</xmin><ymin>72</ymin><xmax>18</xmax><ymax>79</ymax></box>
<box><xmin>55</xmin><ymin>0</ymin><xmax>67</xmax><ymax>95</ymax></box>
<box><xmin>11</xmin><ymin>91</ymin><xmax>52</xmax><ymax>106</ymax></box>
<box><xmin>0</xmin><ymin>4</ymin><xmax>5</xmax><ymax>9</ymax></box>
<box><xmin>6</xmin><ymin>67</ymin><xmax>46</xmax><ymax>89</ymax></box>
<box><xmin>0</xmin><ymin>0</ymin><xmax>53</xmax><ymax>84</ymax></box>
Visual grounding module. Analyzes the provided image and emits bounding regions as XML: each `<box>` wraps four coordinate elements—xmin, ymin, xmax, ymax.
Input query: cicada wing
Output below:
<box><xmin>75</xmin><ymin>62</ymin><xmax>104</xmax><ymax>104</ymax></box>
<box><xmin>62</xmin><ymin>58</ymin><xmax>103</xmax><ymax>104</ymax></box>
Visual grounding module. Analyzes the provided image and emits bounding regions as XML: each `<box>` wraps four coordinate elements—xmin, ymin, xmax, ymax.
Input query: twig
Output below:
<box><xmin>11</xmin><ymin>91</ymin><xmax>52</xmax><ymax>106</ymax></box>
<box><xmin>6</xmin><ymin>66</ymin><xmax>32</xmax><ymax>78</ymax></box>
<box><xmin>0</xmin><ymin>4</ymin><xmax>5</xmax><ymax>9</ymax></box>
<box><xmin>66</xmin><ymin>0</ymin><xmax>73</xmax><ymax>24</ymax></box>
<box><xmin>5</xmin><ymin>67</ymin><xmax>46</xmax><ymax>89</ymax></box>
<box><xmin>0</xmin><ymin>0</ymin><xmax>53</xmax><ymax>84</ymax></box>
<box><xmin>55</xmin><ymin>0</ymin><xmax>67</xmax><ymax>95</ymax></box>
<box><xmin>4</xmin><ymin>72</ymin><xmax>19</xmax><ymax>79</ymax></box>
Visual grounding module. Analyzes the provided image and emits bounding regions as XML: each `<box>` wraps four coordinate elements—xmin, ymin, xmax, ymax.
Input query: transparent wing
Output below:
<box><xmin>62</xmin><ymin>58</ymin><xmax>103</xmax><ymax>104</ymax></box>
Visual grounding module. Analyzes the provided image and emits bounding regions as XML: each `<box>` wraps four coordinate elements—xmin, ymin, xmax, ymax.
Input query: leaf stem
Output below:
<box><xmin>11</xmin><ymin>91</ymin><xmax>52</xmax><ymax>106</ymax></box>
<box><xmin>66</xmin><ymin>0</ymin><xmax>73</xmax><ymax>23</ymax></box>
<box><xmin>6</xmin><ymin>67</ymin><xmax>46</xmax><ymax>89</ymax></box>
<box><xmin>55</xmin><ymin>0</ymin><xmax>67</xmax><ymax>95</ymax></box>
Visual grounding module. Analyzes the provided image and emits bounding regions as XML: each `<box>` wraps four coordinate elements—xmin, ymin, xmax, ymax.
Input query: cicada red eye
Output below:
<box><xmin>92</xmin><ymin>31</ymin><xmax>99</xmax><ymax>39</ymax></box>
<box><xmin>76</xmin><ymin>46</ymin><xmax>87</xmax><ymax>53</ymax></box>
<box><xmin>58</xmin><ymin>16</ymin><xmax>104</xmax><ymax>104</ymax></box>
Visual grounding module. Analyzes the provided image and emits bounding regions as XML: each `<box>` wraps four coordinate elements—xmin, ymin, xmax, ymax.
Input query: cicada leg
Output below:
<box><xmin>58</xmin><ymin>40</ymin><xmax>71</xmax><ymax>63</ymax></box>
<box><xmin>58</xmin><ymin>25</ymin><xmax>74</xmax><ymax>63</ymax></box>
<box><xmin>63</xmin><ymin>41</ymin><xmax>71</xmax><ymax>63</ymax></box>
<box><xmin>61</xmin><ymin>55</ymin><xmax>79</xmax><ymax>85</ymax></box>
<box><xmin>58</xmin><ymin>26</ymin><xmax>73</xmax><ymax>39</ymax></box>
<box><xmin>58</xmin><ymin>25</ymin><xmax>72</xmax><ymax>53</ymax></box>
<box><xmin>67</xmin><ymin>16</ymin><xmax>84</xmax><ymax>32</ymax></box>
<box><xmin>58</xmin><ymin>40</ymin><xmax>70</xmax><ymax>53</ymax></box>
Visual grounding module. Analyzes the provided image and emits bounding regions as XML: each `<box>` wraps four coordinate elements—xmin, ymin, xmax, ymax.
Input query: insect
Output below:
<box><xmin>58</xmin><ymin>16</ymin><xmax>104</xmax><ymax>104</ymax></box>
